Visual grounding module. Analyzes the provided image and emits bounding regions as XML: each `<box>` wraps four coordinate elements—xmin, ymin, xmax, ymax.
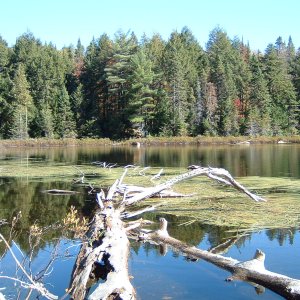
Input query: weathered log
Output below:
<box><xmin>138</xmin><ymin>218</ymin><xmax>300</xmax><ymax>300</ymax></box>
<box><xmin>69</xmin><ymin>165</ymin><xmax>268</xmax><ymax>299</ymax></box>
<box><xmin>42</xmin><ymin>189</ymin><xmax>79</xmax><ymax>195</ymax></box>
<box><xmin>69</xmin><ymin>185</ymin><xmax>135</xmax><ymax>300</ymax></box>
<box><xmin>122</xmin><ymin>166</ymin><xmax>265</xmax><ymax>205</ymax></box>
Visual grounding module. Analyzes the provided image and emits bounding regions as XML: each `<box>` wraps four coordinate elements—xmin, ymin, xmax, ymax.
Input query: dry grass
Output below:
<box><xmin>1</xmin><ymin>135</ymin><xmax>300</xmax><ymax>148</ymax></box>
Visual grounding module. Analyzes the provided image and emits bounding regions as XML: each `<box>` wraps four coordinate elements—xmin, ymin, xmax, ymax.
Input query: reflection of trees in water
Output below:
<box><xmin>1</xmin><ymin>176</ymin><xmax>299</xmax><ymax>258</ymax></box>
<box><xmin>129</xmin><ymin>213</ymin><xmax>299</xmax><ymax>258</ymax></box>
<box><xmin>129</xmin><ymin>213</ymin><xmax>255</xmax><ymax>257</ymax></box>
<box><xmin>0</xmin><ymin>178</ymin><xmax>90</xmax><ymax>254</ymax></box>
<box><xmin>133</xmin><ymin>145</ymin><xmax>300</xmax><ymax>177</ymax></box>
<box><xmin>266</xmin><ymin>228</ymin><xmax>297</xmax><ymax>246</ymax></box>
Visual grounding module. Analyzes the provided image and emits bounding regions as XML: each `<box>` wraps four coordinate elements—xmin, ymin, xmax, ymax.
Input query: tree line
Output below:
<box><xmin>0</xmin><ymin>27</ymin><xmax>299</xmax><ymax>139</ymax></box>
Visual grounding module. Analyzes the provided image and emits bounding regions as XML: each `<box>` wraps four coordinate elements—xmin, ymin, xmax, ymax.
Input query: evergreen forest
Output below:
<box><xmin>0</xmin><ymin>27</ymin><xmax>299</xmax><ymax>140</ymax></box>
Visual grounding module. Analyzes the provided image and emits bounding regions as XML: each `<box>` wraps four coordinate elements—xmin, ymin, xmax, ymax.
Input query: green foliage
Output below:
<box><xmin>9</xmin><ymin>63</ymin><xmax>33</xmax><ymax>139</ymax></box>
<box><xmin>127</xmin><ymin>49</ymin><xmax>156</xmax><ymax>137</ymax></box>
<box><xmin>0</xmin><ymin>29</ymin><xmax>299</xmax><ymax>140</ymax></box>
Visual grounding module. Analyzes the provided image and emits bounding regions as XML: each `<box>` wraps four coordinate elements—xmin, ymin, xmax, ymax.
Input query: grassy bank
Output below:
<box><xmin>1</xmin><ymin>135</ymin><xmax>300</xmax><ymax>148</ymax></box>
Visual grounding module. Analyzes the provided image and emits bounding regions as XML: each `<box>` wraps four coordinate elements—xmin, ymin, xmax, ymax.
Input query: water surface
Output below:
<box><xmin>0</xmin><ymin>144</ymin><xmax>299</xmax><ymax>299</ymax></box>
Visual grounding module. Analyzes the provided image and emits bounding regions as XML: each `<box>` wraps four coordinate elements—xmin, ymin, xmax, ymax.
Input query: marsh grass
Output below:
<box><xmin>129</xmin><ymin>169</ymin><xmax>300</xmax><ymax>231</ymax></box>
<box><xmin>1</xmin><ymin>159</ymin><xmax>300</xmax><ymax>231</ymax></box>
<box><xmin>1</xmin><ymin>135</ymin><xmax>300</xmax><ymax>148</ymax></box>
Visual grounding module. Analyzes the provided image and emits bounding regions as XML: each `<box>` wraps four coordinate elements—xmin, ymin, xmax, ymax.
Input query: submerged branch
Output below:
<box><xmin>0</xmin><ymin>234</ymin><xmax>58</xmax><ymax>300</ymax></box>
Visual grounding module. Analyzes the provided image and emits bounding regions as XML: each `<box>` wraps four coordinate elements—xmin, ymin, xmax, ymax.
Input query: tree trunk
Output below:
<box><xmin>139</xmin><ymin>218</ymin><xmax>300</xmax><ymax>300</ymax></box>
<box><xmin>68</xmin><ymin>166</ymin><xmax>300</xmax><ymax>299</ymax></box>
<box><xmin>69</xmin><ymin>181</ymin><xmax>135</xmax><ymax>300</ymax></box>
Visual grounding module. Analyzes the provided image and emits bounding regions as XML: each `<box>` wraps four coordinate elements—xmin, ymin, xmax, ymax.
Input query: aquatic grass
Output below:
<box><xmin>134</xmin><ymin>173</ymin><xmax>300</xmax><ymax>231</ymax></box>
<box><xmin>1</xmin><ymin>159</ymin><xmax>300</xmax><ymax>231</ymax></box>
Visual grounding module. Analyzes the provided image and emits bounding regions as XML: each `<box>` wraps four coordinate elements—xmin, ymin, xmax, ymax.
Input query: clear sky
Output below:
<box><xmin>1</xmin><ymin>0</ymin><xmax>299</xmax><ymax>51</ymax></box>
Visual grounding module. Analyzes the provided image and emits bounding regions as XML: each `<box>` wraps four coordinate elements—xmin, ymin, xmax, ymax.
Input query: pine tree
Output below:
<box><xmin>290</xmin><ymin>48</ymin><xmax>300</xmax><ymax>131</ymax></box>
<box><xmin>54</xmin><ymin>85</ymin><xmax>76</xmax><ymax>138</ymax></box>
<box><xmin>246</xmin><ymin>54</ymin><xmax>272</xmax><ymax>135</ymax></box>
<box><xmin>10</xmin><ymin>63</ymin><xmax>33</xmax><ymax>139</ymax></box>
<box><xmin>0</xmin><ymin>36</ymin><xmax>12</xmax><ymax>138</ymax></box>
<box><xmin>104</xmin><ymin>31</ymin><xmax>137</xmax><ymax>138</ymax></box>
<box><xmin>264</xmin><ymin>44</ymin><xmax>298</xmax><ymax>134</ymax></box>
<box><xmin>207</xmin><ymin>27</ymin><xmax>239</xmax><ymax>135</ymax></box>
<box><xmin>163</xmin><ymin>31</ymin><xmax>189</xmax><ymax>136</ymax></box>
<box><xmin>127</xmin><ymin>49</ymin><xmax>156</xmax><ymax>137</ymax></box>
<box><xmin>142</xmin><ymin>34</ymin><xmax>170</xmax><ymax>135</ymax></box>
<box><xmin>287</xmin><ymin>36</ymin><xmax>296</xmax><ymax>63</ymax></box>
<box><xmin>79</xmin><ymin>36</ymin><xmax>109</xmax><ymax>137</ymax></box>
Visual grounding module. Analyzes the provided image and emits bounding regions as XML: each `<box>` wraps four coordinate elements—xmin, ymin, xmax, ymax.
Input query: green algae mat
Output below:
<box><xmin>1</xmin><ymin>160</ymin><xmax>299</xmax><ymax>231</ymax></box>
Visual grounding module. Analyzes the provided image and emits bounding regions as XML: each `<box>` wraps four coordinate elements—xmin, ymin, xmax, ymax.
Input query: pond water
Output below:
<box><xmin>0</xmin><ymin>144</ymin><xmax>300</xmax><ymax>299</ymax></box>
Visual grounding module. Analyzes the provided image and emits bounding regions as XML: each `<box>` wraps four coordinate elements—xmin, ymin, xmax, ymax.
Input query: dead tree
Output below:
<box><xmin>138</xmin><ymin>218</ymin><xmax>300</xmax><ymax>300</ymax></box>
<box><xmin>68</xmin><ymin>166</ymin><xmax>300</xmax><ymax>300</ymax></box>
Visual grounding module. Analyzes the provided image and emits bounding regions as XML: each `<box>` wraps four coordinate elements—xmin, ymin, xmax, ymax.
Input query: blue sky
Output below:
<box><xmin>1</xmin><ymin>0</ymin><xmax>299</xmax><ymax>51</ymax></box>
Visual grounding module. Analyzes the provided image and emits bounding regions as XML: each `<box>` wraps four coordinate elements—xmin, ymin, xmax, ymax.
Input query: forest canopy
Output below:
<box><xmin>0</xmin><ymin>27</ymin><xmax>299</xmax><ymax>139</ymax></box>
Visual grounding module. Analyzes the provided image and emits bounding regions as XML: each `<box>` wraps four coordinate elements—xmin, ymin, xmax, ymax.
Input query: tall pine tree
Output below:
<box><xmin>10</xmin><ymin>63</ymin><xmax>33</xmax><ymax>139</ymax></box>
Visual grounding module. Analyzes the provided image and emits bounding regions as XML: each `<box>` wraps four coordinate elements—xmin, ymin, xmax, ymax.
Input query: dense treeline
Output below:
<box><xmin>0</xmin><ymin>27</ymin><xmax>299</xmax><ymax>139</ymax></box>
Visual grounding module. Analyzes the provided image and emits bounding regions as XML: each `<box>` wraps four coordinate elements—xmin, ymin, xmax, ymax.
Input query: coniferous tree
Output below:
<box><xmin>291</xmin><ymin>49</ymin><xmax>300</xmax><ymax>130</ymax></box>
<box><xmin>246</xmin><ymin>54</ymin><xmax>272</xmax><ymax>135</ymax></box>
<box><xmin>54</xmin><ymin>85</ymin><xmax>76</xmax><ymax>138</ymax></box>
<box><xmin>10</xmin><ymin>63</ymin><xmax>33</xmax><ymax>138</ymax></box>
<box><xmin>0</xmin><ymin>29</ymin><xmax>299</xmax><ymax>139</ymax></box>
<box><xmin>0</xmin><ymin>36</ymin><xmax>12</xmax><ymax>138</ymax></box>
<box><xmin>143</xmin><ymin>34</ymin><xmax>170</xmax><ymax>135</ymax></box>
<box><xmin>79</xmin><ymin>37</ymin><xmax>104</xmax><ymax>137</ymax></box>
<box><xmin>127</xmin><ymin>49</ymin><xmax>157</xmax><ymax>137</ymax></box>
<box><xmin>264</xmin><ymin>43</ymin><xmax>298</xmax><ymax>134</ymax></box>
<box><xmin>207</xmin><ymin>27</ymin><xmax>239</xmax><ymax>135</ymax></box>
<box><xmin>163</xmin><ymin>31</ymin><xmax>189</xmax><ymax>135</ymax></box>
<box><xmin>287</xmin><ymin>36</ymin><xmax>296</xmax><ymax>65</ymax></box>
<box><xmin>104</xmin><ymin>31</ymin><xmax>137</xmax><ymax>138</ymax></box>
<box><xmin>70</xmin><ymin>83</ymin><xmax>84</xmax><ymax>132</ymax></box>
<box><xmin>179</xmin><ymin>27</ymin><xmax>204</xmax><ymax>135</ymax></box>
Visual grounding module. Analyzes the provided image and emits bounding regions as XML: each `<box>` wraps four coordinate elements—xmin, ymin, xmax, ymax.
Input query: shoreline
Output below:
<box><xmin>0</xmin><ymin>135</ymin><xmax>300</xmax><ymax>148</ymax></box>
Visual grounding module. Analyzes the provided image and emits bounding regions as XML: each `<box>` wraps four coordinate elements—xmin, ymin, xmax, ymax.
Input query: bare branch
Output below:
<box><xmin>0</xmin><ymin>234</ymin><xmax>57</xmax><ymax>300</ymax></box>
<box><xmin>123</xmin><ymin>166</ymin><xmax>265</xmax><ymax>205</ymax></box>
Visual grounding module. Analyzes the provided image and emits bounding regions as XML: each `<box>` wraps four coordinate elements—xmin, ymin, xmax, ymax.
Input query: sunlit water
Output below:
<box><xmin>0</xmin><ymin>144</ymin><xmax>299</xmax><ymax>299</ymax></box>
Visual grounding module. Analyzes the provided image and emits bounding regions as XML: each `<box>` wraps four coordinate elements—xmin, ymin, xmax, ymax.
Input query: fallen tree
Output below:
<box><xmin>68</xmin><ymin>166</ymin><xmax>300</xmax><ymax>300</ymax></box>
<box><xmin>138</xmin><ymin>218</ymin><xmax>300</xmax><ymax>300</ymax></box>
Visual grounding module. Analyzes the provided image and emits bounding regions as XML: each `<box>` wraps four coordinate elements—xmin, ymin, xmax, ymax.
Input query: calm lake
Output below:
<box><xmin>0</xmin><ymin>144</ymin><xmax>300</xmax><ymax>299</ymax></box>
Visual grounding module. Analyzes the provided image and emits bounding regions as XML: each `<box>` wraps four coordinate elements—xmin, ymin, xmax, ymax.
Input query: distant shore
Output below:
<box><xmin>0</xmin><ymin>136</ymin><xmax>300</xmax><ymax>148</ymax></box>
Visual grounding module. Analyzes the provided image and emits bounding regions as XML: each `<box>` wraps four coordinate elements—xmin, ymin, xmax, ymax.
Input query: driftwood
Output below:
<box><xmin>138</xmin><ymin>218</ymin><xmax>300</xmax><ymax>300</ymax></box>
<box><xmin>118</xmin><ymin>166</ymin><xmax>266</xmax><ymax>205</ymax></box>
<box><xmin>42</xmin><ymin>189</ymin><xmax>79</xmax><ymax>195</ymax></box>
<box><xmin>69</xmin><ymin>180</ymin><xmax>135</xmax><ymax>300</ymax></box>
<box><xmin>67</xmin><ymin>165</ymin><xmax>300</xmax><ymax>300</ymax></box>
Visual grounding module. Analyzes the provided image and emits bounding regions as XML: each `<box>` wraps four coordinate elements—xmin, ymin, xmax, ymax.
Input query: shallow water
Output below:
<box><xmin>0</xmin><ymin>144</ymin><xmax>299</xmax><ymax>299</ymax></box>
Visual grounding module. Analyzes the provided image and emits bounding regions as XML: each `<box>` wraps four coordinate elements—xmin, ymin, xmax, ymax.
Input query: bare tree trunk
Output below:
<box><xmin>69</xmin><ymin>182</ymin><xmax>135</xmax><ymax>300</ymax></box>
<box><xmin>139</xmin><ymin>218</ymin><xmax>300</xmax><ymax>300</ymax></box>
<box><xmin>69</xmin><ymin>166</ymin><xmax>300</xmax><ymax>299</ymax></box>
